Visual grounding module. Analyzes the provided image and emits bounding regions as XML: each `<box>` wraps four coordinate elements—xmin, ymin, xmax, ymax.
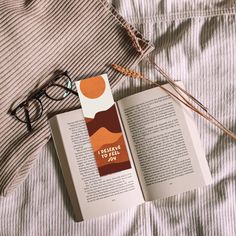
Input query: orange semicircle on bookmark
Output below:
<box><xmin>80</xmin><ymin>75</ymin><xmax>106</xmax><ymax>99</ymax></box>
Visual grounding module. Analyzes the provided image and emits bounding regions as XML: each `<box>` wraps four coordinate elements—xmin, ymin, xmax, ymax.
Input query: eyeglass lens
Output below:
<box><xmin>45</xmin><ymin>74</ymin><xmax>73</xmax><ymax>100</ymax></box>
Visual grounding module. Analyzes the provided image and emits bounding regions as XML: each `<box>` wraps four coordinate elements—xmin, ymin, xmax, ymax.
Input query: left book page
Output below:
<box><xmin>49</xmin><ymin>109</ymin><xmax>144</xmax><ymax>221</ymax></box>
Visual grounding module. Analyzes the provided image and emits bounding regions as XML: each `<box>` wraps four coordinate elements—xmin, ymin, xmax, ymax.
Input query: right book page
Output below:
<box><xmin>117</xmin><ymin>82</ymin><xmax>212</xmax><ymax>201</ymax></box>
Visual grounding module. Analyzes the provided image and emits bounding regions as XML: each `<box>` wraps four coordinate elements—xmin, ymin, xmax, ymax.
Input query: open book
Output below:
<box><xmin>49</xmin><ymin>82</ymin><xmax>212</xmax><ymax>221</ymax></box>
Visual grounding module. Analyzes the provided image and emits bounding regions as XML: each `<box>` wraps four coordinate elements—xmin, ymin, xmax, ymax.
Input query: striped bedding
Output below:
<box><xmin>1</xmin><ymin>0</ymin><xmax>236</xmax><ymax>235</ymax></box>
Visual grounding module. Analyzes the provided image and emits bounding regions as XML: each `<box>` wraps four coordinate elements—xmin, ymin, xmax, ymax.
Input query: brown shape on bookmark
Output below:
<box><xmin>85</xmin><ymin>104</ymin><xmax>122</xmax><ymax>136</ymax></box>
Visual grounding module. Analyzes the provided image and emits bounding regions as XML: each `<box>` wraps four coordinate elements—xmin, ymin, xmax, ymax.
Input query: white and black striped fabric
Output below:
<box><xmin>1</xmin><ymin>0</ymin><xmax>236</xmax><ymax>235</ymax></box>
<box><xmin>0</xmin><ymin>0</ymin><xmax>153</xmax><ymax>196</ymax></box>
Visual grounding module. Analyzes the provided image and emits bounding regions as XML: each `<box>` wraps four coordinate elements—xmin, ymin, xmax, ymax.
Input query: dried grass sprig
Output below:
<box><xmin>112</xmin><ymin>64</ymin><xmax>236</xmax><ymax>141</ymax></box>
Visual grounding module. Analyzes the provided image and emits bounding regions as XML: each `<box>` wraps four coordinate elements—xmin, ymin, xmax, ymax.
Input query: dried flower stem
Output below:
<box><xmin>112</xmin><ymin>63</ymin><xmax>236</xmax><ymax>141</ymax></box>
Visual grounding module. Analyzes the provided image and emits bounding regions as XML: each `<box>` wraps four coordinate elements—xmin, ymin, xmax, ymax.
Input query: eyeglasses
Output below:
<box><xmin>10</xmin><ymin>71</ymin><xmax>78</xmax><ymax>133</ymax></box>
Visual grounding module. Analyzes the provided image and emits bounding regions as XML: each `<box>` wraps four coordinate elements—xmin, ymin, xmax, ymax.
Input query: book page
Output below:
<box><xmin>117</xmin><ymin>82</ymin><xmax>212</xmax><ymax>201</ymax></box>
<box><xmin>53</xmin><ymin>110</ymin><xmax>144</xmax><ymax>220</ymax></box>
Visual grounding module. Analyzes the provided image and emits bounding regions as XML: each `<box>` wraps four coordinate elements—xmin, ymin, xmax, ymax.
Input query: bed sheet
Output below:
<box><xmin>1</xmin><ymin>0</ymin><xmax>236</xmax><ymax>235</ymax></box>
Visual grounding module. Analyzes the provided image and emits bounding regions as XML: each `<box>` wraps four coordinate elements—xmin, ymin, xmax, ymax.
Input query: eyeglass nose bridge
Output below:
<box><xmin>28</xmin><ymin>89</ymin><xmax>46</xmax><ymax>100</ymax></box>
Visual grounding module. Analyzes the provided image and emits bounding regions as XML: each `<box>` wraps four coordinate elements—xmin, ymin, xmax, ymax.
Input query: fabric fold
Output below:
<box><xmin>0</xmin><ymin>0</ymin><xmax>154</xmax><ymax>196</ymax></box>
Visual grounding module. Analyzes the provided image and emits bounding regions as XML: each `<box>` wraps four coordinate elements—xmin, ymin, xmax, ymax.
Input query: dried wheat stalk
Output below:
<box><xmin>112</xmin><ymin>63</ymin><xmax>236</xmax><ymax>141</ymax></box>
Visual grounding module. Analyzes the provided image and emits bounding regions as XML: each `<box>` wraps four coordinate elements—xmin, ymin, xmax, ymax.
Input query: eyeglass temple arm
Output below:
<box><xmin>24</xmin><ymin>106</ymin><xmax>33</xmax><ymax>132</ymax></box>
<box><xmin>52</xmin><ymin>84</ymin><xmax>78</xmax><ymax>96</ymax></box>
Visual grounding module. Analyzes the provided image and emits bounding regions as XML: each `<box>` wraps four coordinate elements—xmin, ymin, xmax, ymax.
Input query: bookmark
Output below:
<box><xmin>76</xmin><ymin>74</ymin><xmax>131</xmax><ymax>176</ymax></box>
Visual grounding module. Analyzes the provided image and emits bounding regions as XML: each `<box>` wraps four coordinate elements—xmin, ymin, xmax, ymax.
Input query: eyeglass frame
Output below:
<box><xmin>9</xmin><ymin>70</ymin><xmax>78</xmax><ymax>133</ymax></box>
